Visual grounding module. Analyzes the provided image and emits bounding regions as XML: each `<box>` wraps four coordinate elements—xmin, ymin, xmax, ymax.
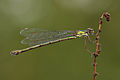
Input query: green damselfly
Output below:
<box><xmin>10</xmin><ymin>28</ymin><xmax>94</xmax><ymax>55</ymax></box>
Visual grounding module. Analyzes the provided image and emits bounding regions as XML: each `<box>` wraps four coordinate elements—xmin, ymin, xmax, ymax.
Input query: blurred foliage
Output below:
<box><xmin>0</xmin><ymin>0</ymin><xmax>120</xmax><ymax>80</ymax></box>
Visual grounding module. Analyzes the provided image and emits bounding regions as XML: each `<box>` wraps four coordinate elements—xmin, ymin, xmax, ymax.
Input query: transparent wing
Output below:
<box><xmin>20</xmin><ymin>28</ymin><xmax>75</xmax><ymax>46</ymax></box>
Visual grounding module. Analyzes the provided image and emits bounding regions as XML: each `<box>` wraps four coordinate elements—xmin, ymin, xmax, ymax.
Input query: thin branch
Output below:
<box><xmin>93</xmin><ymin>12</ymin><xmax>111</xmax><ymax>80</ymax></box>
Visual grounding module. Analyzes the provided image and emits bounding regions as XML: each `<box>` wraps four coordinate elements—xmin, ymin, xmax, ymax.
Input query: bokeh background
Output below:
<box><xmin>0</xmin><ymin>0</ymin><xmax>120</xmax><ymax>80</ymax></box>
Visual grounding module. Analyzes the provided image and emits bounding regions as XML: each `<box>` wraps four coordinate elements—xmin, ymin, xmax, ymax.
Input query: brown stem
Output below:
<box><xmin>93</xmin><ymin>12</ymin><xmax>110</xmax><ymax>80</ymax></box>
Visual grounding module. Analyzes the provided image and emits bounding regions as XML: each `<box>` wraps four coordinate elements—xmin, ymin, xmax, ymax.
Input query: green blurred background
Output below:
<box><xmin>0</xmin><ymin>0</ymin><xmax>120</xmax><ymax>80</ymax></box>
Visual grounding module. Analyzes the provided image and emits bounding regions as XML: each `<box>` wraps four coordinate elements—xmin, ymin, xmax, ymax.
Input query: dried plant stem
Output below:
<box><xmin>93</xmin><ymin>12</ymin><xmax>110</xmax><ymax>80</ymax></box>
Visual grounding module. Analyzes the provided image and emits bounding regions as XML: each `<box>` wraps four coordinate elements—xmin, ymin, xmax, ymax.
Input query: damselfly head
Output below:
<box><xmin>86</xmin><ymin>28</ymin><xmax>94</xmax><ymax>35</ymax></box>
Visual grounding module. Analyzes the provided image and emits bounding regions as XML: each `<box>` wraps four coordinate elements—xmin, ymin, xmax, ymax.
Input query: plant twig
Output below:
<box><xmin>93</xmin><ymin>12</ymin><xmax>111</xmax><ymax>80</ymax></box>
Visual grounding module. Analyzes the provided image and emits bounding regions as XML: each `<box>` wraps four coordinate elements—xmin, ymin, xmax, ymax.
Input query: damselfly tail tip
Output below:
<box><xmin>10</xmin><ymin>50</ymin><xmax>20</xmax><ymax>56</ymax></box>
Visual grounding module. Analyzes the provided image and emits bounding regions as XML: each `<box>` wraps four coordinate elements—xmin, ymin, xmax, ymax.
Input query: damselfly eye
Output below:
<box><xmin>87</xmin><ymin>28</ymin><xmax>94</xmax><ymax>35</ymax></box>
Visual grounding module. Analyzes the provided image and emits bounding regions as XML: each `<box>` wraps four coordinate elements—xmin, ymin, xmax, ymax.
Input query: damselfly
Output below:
<box><xmin>10</xmin><ymin>28</ymin><xmax>94</xmax><ymax>55</ymax></box>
